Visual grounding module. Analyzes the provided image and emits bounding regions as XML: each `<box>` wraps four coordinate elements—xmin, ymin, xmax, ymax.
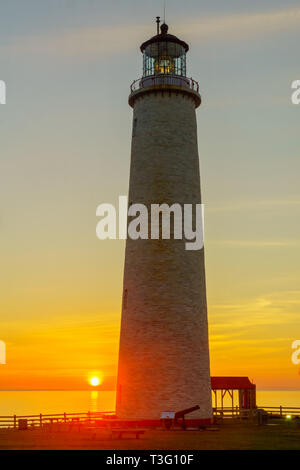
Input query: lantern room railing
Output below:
<box><xmin>130</xmin><ymin>74</ymin><xmax>200</xmax><ymax>94</ymax></box>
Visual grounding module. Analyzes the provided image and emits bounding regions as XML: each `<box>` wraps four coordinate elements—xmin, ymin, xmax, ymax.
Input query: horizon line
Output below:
<box><xmin>0</xmin><ymin>388</ymin><xmax>300</xmax><ymax>392</ymax></box>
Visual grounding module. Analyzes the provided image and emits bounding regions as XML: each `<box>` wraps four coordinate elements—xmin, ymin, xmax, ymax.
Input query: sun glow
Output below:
<box><xmin>90</xmin><ymin>376</ymin><xmax>100</xmax><ymax>387</ymax></box>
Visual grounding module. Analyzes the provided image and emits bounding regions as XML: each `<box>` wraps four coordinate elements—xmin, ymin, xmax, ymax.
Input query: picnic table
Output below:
<box><xmin>111</xmin><ymin>429</ymin><xmax>145</xmax><ymax>439</ymax></box>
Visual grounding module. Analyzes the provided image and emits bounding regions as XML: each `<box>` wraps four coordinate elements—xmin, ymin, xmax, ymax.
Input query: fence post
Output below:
<box><xmin>13</xmin><ymin>415</ymin><xmax>17</xmax><ymax>429</ymax></box>
<box><xmin>64</xmin><ymin>412</ymin><xmax>67</xmax><ymax>423</ymax></box>
<box><xmin>40</xmin><ymin>413</ymin><xmax>43</xmax><ymax>427</ymax></box>
<box><xmin>280</xmin><ymin>406</ymin><xmax>282</xmax><ymax>417</ymax></box>
<box><xmin>88</xmin><ymin>411</ymin><xmax>91</xmax><ymax>423</ymax></box>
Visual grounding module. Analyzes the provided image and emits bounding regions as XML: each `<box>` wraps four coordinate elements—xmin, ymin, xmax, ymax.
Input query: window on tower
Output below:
<box><xmin>132</xmin><ymin>118</ymin><xmax>138</xmax><ymax>137</ymax></box>
<box><xmin>123</xmin><ymin>289</ymin><xmax>128</xmax><ymax>310</ymax></box>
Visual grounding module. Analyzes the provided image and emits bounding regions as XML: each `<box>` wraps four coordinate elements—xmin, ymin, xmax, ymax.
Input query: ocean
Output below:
<box><xmin>0</xmin><ymin>390</ymin><xmax>300</xmax><ymax>416</ymax></box>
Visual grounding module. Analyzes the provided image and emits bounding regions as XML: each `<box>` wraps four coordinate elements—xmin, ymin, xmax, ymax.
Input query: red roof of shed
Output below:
<box><xmin>211</xmin><ymin>377</ymin><xmax>255</xmax><ymax>390</ymax></box>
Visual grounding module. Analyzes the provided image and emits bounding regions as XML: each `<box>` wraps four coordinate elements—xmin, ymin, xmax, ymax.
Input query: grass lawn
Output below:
<box><xmin>0</xmin><ymin>419</ymin><xmax>300</xmax><ymax>450</ymax></box>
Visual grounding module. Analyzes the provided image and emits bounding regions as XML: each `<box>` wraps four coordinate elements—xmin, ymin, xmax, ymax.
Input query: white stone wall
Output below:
<box><xmin>116</xmin><ymin>91</ymin><xmax>212</xmax><ymax>420</ymax></box>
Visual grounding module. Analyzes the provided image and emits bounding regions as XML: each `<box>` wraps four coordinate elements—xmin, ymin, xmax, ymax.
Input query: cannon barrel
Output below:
<box><xmin>175</xmin><ymin>405</ymin><xmax>200</xmax><ymax>419</ymax></box>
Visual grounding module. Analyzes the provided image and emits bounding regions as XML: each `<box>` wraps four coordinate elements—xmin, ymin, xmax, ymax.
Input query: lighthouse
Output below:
<box><xmin>116</xmin><ymin>19</ymin><xmax>212</xmax><ymax>424</ymax></box>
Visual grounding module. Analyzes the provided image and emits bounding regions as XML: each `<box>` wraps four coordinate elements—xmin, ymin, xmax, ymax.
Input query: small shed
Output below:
<box><xmin>211</xmin><ymin>377</ymin><xmax>256</xmax><ymax>410</ymax></box>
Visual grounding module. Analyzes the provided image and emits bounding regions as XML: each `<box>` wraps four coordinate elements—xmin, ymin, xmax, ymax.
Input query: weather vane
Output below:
<box><xmin>156</xmin><ymin>16</ymin><xmax>160</xmax><ymax>34</ymax></box>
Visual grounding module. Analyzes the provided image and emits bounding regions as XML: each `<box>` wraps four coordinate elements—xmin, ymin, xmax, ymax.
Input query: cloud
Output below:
<box><xmin>209</xmin><ymin>290</ymin><xmax>300</xmax><ymax>331</ymax></box>
<box><xmin>206</xmin><ymin>200</ymin><xmax>300</xmax><ymax>213</ymax></box>
<box><xmin>1</xmin><ymin>7</ymin><xmax>299</xmax><ymax>58</ymax></box>
<box><xmin>182</xmin><ymin>6</ymin><xmax>300</xmax><ymax>43</ymax></box>
<box><xmin>209</xmin><ymin>240</ymin><xmax>300</xmax><ymax>247</ymax></box>
<box><xmin>0</xmin><ymin>23</ymin><xmax>147</xmax><ymax>58</ymax></box>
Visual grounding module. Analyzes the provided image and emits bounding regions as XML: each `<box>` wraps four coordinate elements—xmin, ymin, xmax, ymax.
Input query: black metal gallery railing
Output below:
<box><xmin>130</xmin><ymin>75</ymin><xmax>200</xmax><ymax>94</ymax></box>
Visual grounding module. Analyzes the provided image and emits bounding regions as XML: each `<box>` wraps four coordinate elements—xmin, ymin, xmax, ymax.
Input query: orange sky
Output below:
<box><xmin>1</xmin><ymin>233</ymin><xmax>300</xmax><ymax>391</ymax></box>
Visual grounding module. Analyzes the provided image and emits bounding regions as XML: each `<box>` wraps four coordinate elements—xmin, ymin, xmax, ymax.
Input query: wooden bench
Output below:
<box><xmin>111</xmin><ymin>429</ymin><xmax>145</xmax><ymax>440</ymax></box>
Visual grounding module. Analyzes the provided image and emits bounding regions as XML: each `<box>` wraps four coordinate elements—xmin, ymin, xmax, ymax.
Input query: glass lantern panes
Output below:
<box><xmin>143</xmin><ymin>41</ymin><xmax>186</xmax><ymax>77</ymax></box>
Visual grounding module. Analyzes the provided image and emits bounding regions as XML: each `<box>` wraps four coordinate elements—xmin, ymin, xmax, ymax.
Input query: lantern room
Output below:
<box><xmin>140</xmin><ymin>21</ymin><xmax>189</xmax><ymax>78</ymax></box>
<box><xmin>129</xmin><ymin>18</ymin><xmax>200</xmax><ymax>109</ymax></box>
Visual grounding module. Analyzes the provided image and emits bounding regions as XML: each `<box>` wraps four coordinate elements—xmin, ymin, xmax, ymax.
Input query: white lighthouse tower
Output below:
<box><xmin>116</xmin><ymin>19</ymin><xmax>212</xmax><ymax>424</ymax></box>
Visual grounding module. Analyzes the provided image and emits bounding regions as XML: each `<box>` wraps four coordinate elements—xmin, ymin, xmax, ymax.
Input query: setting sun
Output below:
<box><xmin>90</xmin><ymin>377</ymin><xmax>100</xmax><ymax>387</ymax></box>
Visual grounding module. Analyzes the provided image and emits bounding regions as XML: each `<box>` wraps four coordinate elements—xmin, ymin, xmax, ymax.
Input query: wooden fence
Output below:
<box><xmin>0</xmin><ymin>411</ymin><xmax>115</xmax><ymax>429</ymax></box>
<box><xmin>1</xmin><ymin>406</ymin><xmax>299</xmax><ymax>429</ymax></box>
<box><xmin>257</xmin><ymin>406</ymin><xmax>300</xmax><ymax>417</ymax></box>
<box><xmin>213</xmin><ymin>405</ymin><xmax>300</xmax><ymax>419</ymax></box>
